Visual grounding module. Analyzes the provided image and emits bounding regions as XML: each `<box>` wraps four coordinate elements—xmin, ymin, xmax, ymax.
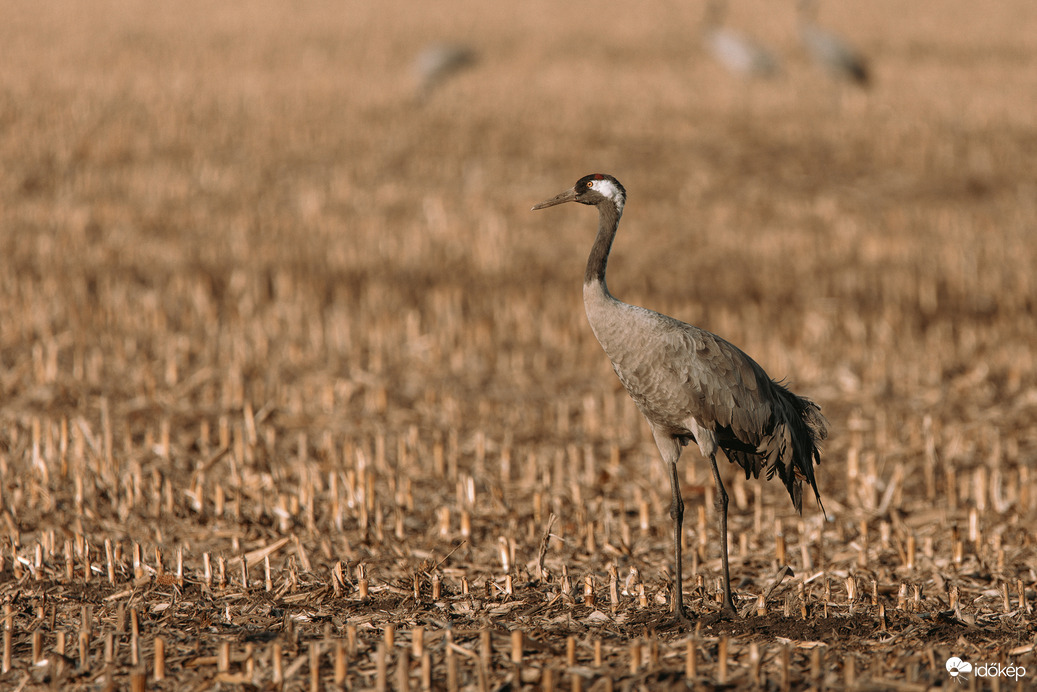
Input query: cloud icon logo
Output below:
<box><xmin>945</xmin><ymin>657</ymin><xmax>973</xmax><ymax>677</ymax></box>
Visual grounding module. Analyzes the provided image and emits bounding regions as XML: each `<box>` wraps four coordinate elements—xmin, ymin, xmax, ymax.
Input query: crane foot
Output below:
<box><xmin>699</xmin><ymin>603</ymin><xmax>739</xmax><ymax>627</ymax></box>
<box><xmin>665</xmin><ymin>606</ymin><xmax>697</xmax><ymax>630</ymax></box>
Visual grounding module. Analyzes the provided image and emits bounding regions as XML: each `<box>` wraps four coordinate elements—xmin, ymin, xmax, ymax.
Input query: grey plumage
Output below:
<box><xmin>412</xmin><ymin>43</ymin><xmax>476</xmax><ymax>99</ymax></box>
<box><xmin>701</xmin><ymin>0</ymin><xmax>781</xmax><ymax>79</ymax></box>
<box><xmin>533</xmin><ymin>174</ymin><xmax>827</xmax><ymax>624</ymax></box>
<box><xmin>797</xmin><ymin>0</ymin><xmax>869</xmax><ymax>86</ymax></box>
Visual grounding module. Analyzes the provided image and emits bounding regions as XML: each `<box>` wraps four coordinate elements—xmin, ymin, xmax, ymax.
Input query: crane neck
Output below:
<box><xmin>584</xmin><ymin>200</ymin><xmax>623</xmax><ymax>291</ymax></box>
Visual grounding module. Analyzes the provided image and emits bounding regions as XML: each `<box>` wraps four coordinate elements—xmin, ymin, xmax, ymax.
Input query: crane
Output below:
<box><xmin>701</xmin><ymin>0</ymin><xmax>781</xmax><ymax>79</ymax></box>
<box><xmin>532</xmin><ymin>174</ymin><xmax>828</xmax><ymax>624</ymax></box>
<box><xmin>797</xmin><ymin>0</ymin><xmax>869</xmax><ymax>86</ymax></box>
<box><xmin>412</xmin><ymin>43</ymin><xmax>476</xmax><ymax>100</ymax></box>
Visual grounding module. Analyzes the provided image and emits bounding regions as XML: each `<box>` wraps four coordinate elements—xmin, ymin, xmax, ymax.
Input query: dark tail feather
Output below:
<box><xmin>767</xmin><ymin>382</ymin><xmax>828</xmax><ymax>517</ymax></box>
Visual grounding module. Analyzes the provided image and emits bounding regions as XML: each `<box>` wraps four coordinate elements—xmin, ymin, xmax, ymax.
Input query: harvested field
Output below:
<box><xmin>1</xmin><ymin>0</ymin><xmax>1036</xmax><ymax>689</ymax></box>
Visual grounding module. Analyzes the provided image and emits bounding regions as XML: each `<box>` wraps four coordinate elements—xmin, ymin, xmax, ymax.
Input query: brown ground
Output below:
<box><xmin>1</xmin><ymin>0</ymin><xmax>1036</xmax><ymax>689</ymax></box>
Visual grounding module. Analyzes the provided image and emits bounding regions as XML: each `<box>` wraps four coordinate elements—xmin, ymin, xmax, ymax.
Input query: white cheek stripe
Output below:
<box><xmin>590</xmin><ymin>179</ymin><xmax>625</xmax><ymax>213</ymax></box>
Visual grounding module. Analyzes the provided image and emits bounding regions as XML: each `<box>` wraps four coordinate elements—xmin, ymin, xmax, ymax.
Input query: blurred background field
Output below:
<box><xmin>1</xmin><ymin>0</ymin><xmax>1036</xmax><ymax>688</ymax></box>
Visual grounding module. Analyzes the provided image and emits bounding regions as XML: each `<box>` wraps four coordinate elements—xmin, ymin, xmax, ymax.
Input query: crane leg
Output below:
<box><xmin>667</xmin><ymin>460</ymin><xmax>694</xmax><ymax>625</ymax></box>
<box><xmin>708</xmin><ymin>453</ymin><xmax>738</xmax><ymax>617</ymax></box>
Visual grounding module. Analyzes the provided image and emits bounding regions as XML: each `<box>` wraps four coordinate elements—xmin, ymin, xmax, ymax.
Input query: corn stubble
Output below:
<box><xmin>1</xmin><ymin>0</ymin><xmax>1036</xmax><ymax>688</ymax></box>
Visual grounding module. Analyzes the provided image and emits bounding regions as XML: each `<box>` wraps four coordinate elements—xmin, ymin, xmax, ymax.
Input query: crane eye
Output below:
<box><xmin>586</xmin><ymin>181</ymin><xmax>593</xmax><ymax>188</ymax></box>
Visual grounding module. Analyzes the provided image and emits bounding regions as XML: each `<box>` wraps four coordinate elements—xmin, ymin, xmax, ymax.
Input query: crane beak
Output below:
<box><xmin>531</xmin><ymin>186</ymin><xmax>577</xmax><ymax>211</ymax></box>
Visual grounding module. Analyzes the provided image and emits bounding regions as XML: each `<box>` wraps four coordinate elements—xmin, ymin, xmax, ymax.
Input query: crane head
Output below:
<box><xmin>532</xmin><ymin>174</ymin><xmax>626</xmax><ymax>215</ymax></box>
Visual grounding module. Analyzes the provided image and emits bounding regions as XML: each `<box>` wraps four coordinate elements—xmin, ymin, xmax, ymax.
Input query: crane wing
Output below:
<box><xmin>590</xmin><ymin>302</ymin><xmax>826</xmax><ymax>512</ymax></box>
<box><xmin>605</xmin><ymin>311</ymin><xmax>775</xmax><ymax>448</ymax></box>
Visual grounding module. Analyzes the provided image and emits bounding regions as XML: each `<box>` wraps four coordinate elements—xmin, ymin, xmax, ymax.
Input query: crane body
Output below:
<box><xmin>701</xmin><ymin>0</ymin><xmax>780</xmax><ymax>79</ymax></box>
<box><xmin>797</xmin><ymin>0</ymin><xmax>870</xmax><ymax>86</ymax></box>
<box><xmin>533</xmin><ymin>174</ymin><xmax>827</xmax><ymax>624</ymax></box>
